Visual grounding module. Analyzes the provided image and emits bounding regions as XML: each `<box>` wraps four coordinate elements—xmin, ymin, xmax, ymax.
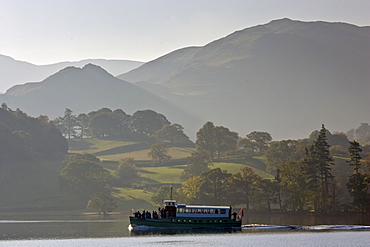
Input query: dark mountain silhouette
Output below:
<box><xmin>0</xmin><ymin>54</ymin><xmax>143</xmax><ymax>93</ymax></box>
<box><xmin>118</xmin><ymin>18</ymin><xmax>370</xmax><ymax>139</ymax></box>
<box><xmin>0</xmin><ymin>64</ymin><xmax>202</xmax><ymax>136</ymax></box>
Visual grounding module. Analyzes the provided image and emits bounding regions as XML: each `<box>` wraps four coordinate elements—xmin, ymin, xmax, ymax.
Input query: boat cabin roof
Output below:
<box><xmin>177</xmin><ymin>204</ymin><xmax>230</xmax><ymax>209</ymax></box>
<box><xmin>163</xmin><ymin>200</ymin><xmax>176</xmax><ymax>206</ymax></box>
<box><xmin>164</xmin><ymin>200</ymin><xmax>177</xmax><ymax>203</ymax></box>
<box><xmin>163</xmin><ymin>200</ymin><xmax>230</xmax><ymax>209</ymax></box>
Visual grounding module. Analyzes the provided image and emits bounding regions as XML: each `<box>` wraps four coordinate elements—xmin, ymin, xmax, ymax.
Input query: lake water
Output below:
<box><xmin>0</xmin><ymin>214</ymin><xmax>369</xmax><ymax>246</ymax></box>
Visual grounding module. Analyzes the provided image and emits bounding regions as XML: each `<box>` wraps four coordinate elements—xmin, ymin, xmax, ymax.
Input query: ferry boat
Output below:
<box><xmin>129</xmin><ymin>199</ymin><xmax>242</xmax><ymax>229</ymax></box>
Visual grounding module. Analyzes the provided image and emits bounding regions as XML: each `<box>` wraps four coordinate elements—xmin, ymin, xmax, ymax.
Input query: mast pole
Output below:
<box><xmin>170</xmin><ymin>186</ymin><xmax>173</xmax><ymax>200</ymax></box>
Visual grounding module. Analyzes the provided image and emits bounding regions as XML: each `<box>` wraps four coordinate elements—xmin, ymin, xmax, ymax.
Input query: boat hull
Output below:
<box><xmin>129</xmin><ymin>216</ymin><xmax>242</xmax><ymax>229</ymax></box>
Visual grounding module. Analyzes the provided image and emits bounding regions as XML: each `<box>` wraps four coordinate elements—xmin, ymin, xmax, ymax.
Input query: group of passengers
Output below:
<box><xmin>133</xmin><ymin>209</ymin><xmax>165</xmax><ymax>219</ymax></box>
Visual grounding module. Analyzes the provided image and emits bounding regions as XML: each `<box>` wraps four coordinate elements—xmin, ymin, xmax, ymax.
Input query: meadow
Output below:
<box><xmin>66</xmin><ymin>138</ymin><xmax>271</xmax><ymax>212</ymax></box>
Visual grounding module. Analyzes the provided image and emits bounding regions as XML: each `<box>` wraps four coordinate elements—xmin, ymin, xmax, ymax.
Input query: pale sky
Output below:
<box><xmin>1</xmin><ymin>0</ymin><xmax>369</xmax><ymax>65</ymax></box>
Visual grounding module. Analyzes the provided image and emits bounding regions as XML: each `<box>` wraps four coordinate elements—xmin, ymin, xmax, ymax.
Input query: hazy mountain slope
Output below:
<box><xmin>0</xmin><ymin>55</ymin><xmax>41</xmax><ymax>93</ymax></box>
<box><xmin>118</xmin><ymin>19</ymin><xmax>370</xmax><ymax>139</ymax></box>
<box><xmin>0</xmin><ymin>55</ymin><xmax>143</xmax><ymax>93</ymax></box>
<box><xmin>119</xmin><ymin>47</ymin><xmax>202</xmax><ymax>88</ymax></box>
<box><xmin>0</xmin><ymin>64</ymin><xmax>202</xmax><ymax>137</ymax></box>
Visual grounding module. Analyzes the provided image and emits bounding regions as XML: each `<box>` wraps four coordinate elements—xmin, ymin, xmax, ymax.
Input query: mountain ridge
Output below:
<box><xmin>118</xmin><ymin>18</ymin><xmax>370</xmax><ymax>139</ymax></box>
<box><xmin>0</xmin><ymin>55</ymin><xmax>144</xmax><ymax>93</ymax></box>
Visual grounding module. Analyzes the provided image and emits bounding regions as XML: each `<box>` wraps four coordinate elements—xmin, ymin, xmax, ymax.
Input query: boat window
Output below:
<box><xmin>220</xmin><ymin>209</ymin><xmax>226</xmax><ymax>214</ymax></box>
<box><xmin>191</xmin><ymin>208</ymin><xmax>196</xmax><ymax>213</ymax></box>
<box><xmin>209</xmin><ymin>209</ymin><xmax>214</xmax><ymax>214</ymax></box>
<box><xmin>196</xmin><ymin>208</ymin><xmax>201</xmax><ymax>213</ymax></box>
<box><xmin>177</xmin><ymin>208</ymin><xmax>183</xmax><ymax>213</ymax></box>
<box><xmin>184</xmin><ymin>208</ymin><xmax>189</xmax><ymax>213</ymax></box>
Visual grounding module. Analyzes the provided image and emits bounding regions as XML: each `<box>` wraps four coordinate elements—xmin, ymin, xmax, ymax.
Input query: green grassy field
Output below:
<box><xmin>70</xmin><ymin>138</ymin><xmax>274</xmax><ymax>211</ymax></box>
<box><xmin>213</xmin><ymin>162</ymin><xmax>273</xmax><ymax>179</ymax></box>
<box><xmin>68</xmin><ymin>138</ymin><xmax>136</xmax><ymax>154</ymax></box>
<box><xmin>68</xmin><ymin>138</ymin><xmax>195</xmax><ymax>162</ymax></box>
<box><xmin>138</xmin><ymin>165</ymin><xmax>186</xmax><ymax>184</ymax></box>
<box><xmin>97</xmin><ymin>147</ymin><xmax>194</xmax><ymax>161</ymax></box>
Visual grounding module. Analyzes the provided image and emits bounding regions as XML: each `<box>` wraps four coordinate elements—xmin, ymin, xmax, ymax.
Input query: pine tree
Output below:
<box><xmin>346</xmin><ymin>140</ymin><xmax>369</xmax><ymax>212</ymax></box>
<box><xmin>315</xmin><ymin>125</ymin><xmax>334</xmax><ymax>197</ymax></box>
<box><xmin>304</xmin><ymin>124</ymin><xmax>334</xmax><ymax>212</ymax></box>
<box><xmin>347</xmin><ymin>141</ymin><xmax>362</xmax><ymax>173</ymax></box>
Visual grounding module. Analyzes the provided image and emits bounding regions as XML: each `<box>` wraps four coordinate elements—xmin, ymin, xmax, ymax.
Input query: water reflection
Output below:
<box><xmin>129</xmin><ymin>227</ymin><xmax>242</xmax><ymax>236</ymax></box>
<box><xmin>0</xmin><ymin>218</ymin><xmax>130</xmax><ymax>240</ymax></box>
<box><xmin>244</xmin><ymin>213</ymin><xmax>370</xmax><ymax>226</ymax></box>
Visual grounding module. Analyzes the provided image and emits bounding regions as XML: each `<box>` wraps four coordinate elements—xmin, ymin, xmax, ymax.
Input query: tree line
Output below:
<box><xmin>152</xmin><ymin>124</ymin><xmax>370</xmax><ymax>214</ymax></box>
<box><xmin>0</xmin><ymin>105</ymin><xmax>67</xmax><ymax>162</ymax></box>
<box><xmin>53</xmin><ymin>108</ymin><xmax>190</xmax><ymax>144</ymax></box>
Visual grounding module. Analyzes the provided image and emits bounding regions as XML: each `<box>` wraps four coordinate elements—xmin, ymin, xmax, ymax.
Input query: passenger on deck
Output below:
<box><xmin>135</xmin><ymin>211</ymin><xmax>141</xmax><ymax>218</ymax></box>
<box><xmin>232</xmin><ymin>212</ymin><xmax>237</xmax><ymax>221</ymax></box>
<box><xmin>153</xmin><ymin>211</ymin><xmax>158</xmax><ymax>219</ymax></box>
<box><xmin>160</xmin><ymin>208</ymin><xmax>167</xmax><ymax>218</ymax></box>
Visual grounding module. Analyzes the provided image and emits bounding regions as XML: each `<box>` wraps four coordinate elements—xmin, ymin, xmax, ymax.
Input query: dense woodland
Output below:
<box><xmin>1</xmin><ymin>105</ymin><xmax>370</xmax><ymax>215</ymax></box>
<box><xmin>0</xmin><ymin>104</ymin><xmax>68</xmax><ymax>162</ymax></box>
<box><xmin>53</xmin><ymin>108</ymin><xmax>191</xmax><ymax>144</ymax></box>
<box><xmin>162</xmin><ymin>123</ymin><xmax>370</xmax><ymax>214</ymax></box>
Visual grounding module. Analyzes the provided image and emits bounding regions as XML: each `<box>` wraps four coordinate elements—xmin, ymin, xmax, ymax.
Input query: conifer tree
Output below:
<box><xmin>304</xmin><ymin>124</ymin><xmax>334</xmax><ymax>212</ymax></box>
<box><xmin>315</xmin><ymin>124</ymin><xmax>334</xmax><ymax>197</ymax></box>
<box><xmin>346</xmin><ymin>140</ymin><xmax>369</xmax><ymax>212</ymax></box>
<box><xmin>347</xmin><ymin>141</ymin><xmax>362</xmax><ymax>173</ymax></box>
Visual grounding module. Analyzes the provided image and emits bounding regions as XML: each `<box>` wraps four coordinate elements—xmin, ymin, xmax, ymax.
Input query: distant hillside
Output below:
<box><xmin>119</xmin><ymin>18</ymin><xmax>370</xmax><ymax>140</ymax></box>
<box><xmin>0</xmin><ymin>64</ymin><xmax>202</xmax><ymax>137</ymax></box>
<box><xmin>0</xmin><ymin>54</ymin><xmax>143</xmax><ymax>93</ymax></box>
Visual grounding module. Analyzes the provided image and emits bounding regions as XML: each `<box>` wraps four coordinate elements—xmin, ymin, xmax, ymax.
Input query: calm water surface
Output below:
<box><xmin>0</xmin><ymin>214</ymin><xmax>369</xmax><ymax>246</ymax></box>
<box><xmin>1</xmin><ymin>231</ymin><xmax>369</xmax><ymax>247</ymax></box>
